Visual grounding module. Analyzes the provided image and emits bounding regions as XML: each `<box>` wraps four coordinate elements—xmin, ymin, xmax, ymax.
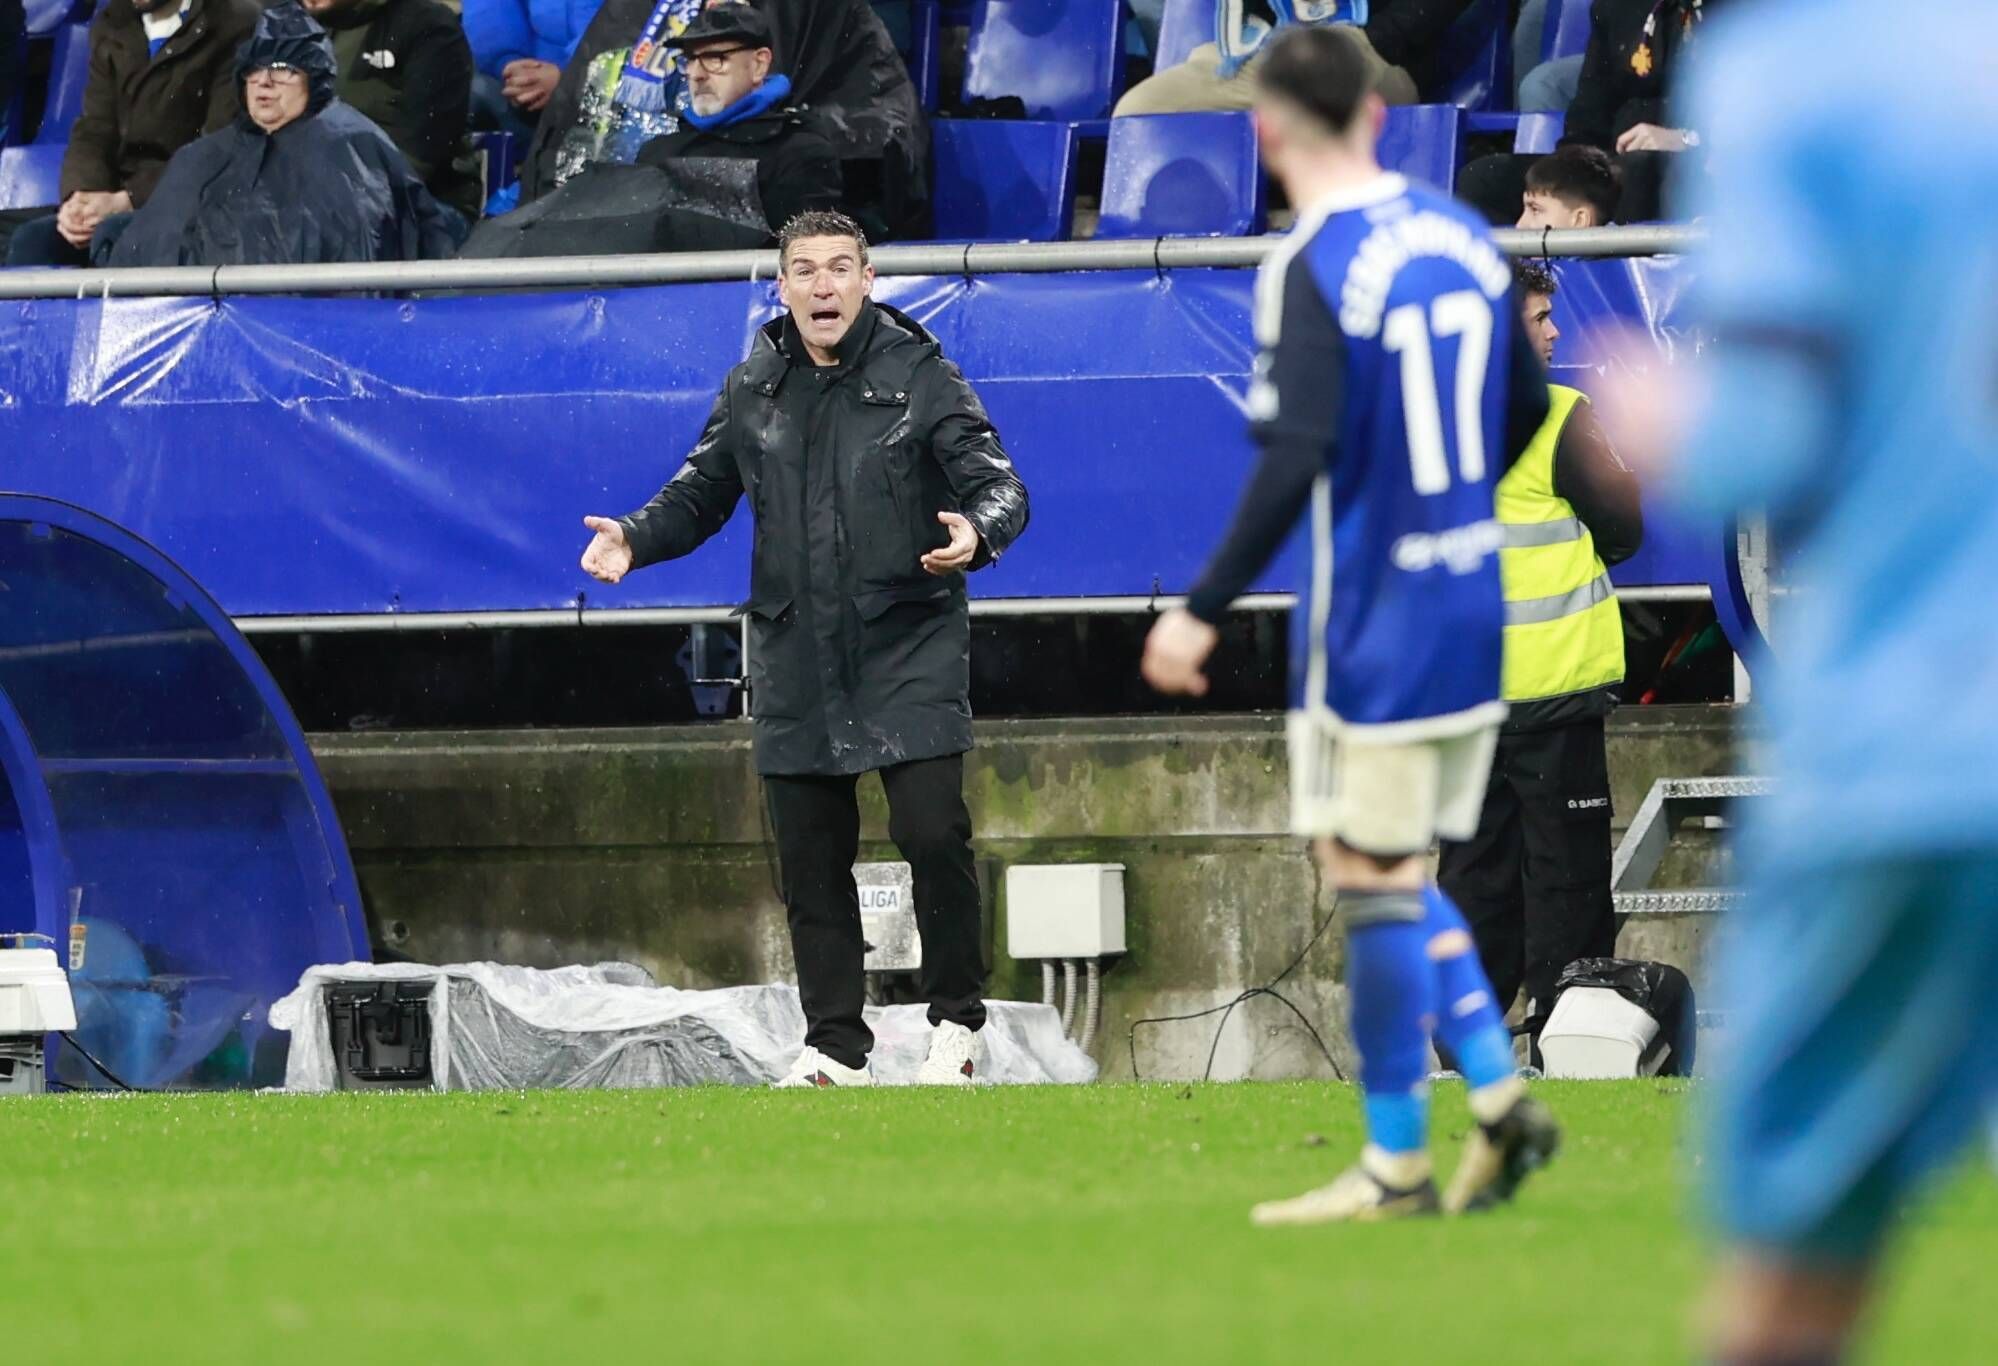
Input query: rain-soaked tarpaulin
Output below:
<box><xmin>0</xmin><ymin>495</ymin><xmax>366</xmax><ymax>1089</ymax></box>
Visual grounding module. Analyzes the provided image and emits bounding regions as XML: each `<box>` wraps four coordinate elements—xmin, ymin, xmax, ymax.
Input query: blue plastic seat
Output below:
<box><xmin>1153</xmin><ymin>0</ymin><xmax>1207</xmax><ymax>72</ymax></box>
<box><xmin>32</xmin><ymin>25</ymin><xmax>91</xmax><ymax>147</ymax></box>
<box><xmin>910</xmin><ymin>0</ymin><xmax>942</xmax><ymax>111</ymax></box>
<box><xmin>1432</xmin><ymin>0</ymin><xmax>1507</xmax><ymax>111</ymax></box>
<box><xmin>1543</xmin><ymin>0</ymin><xmax>1592</xmax><ymax>61</ymax></box>
<box><xmin>930</xmin><ymin>118</ymin><xmax>1078</xmax><ymax>241</ymax></box>
<box><xmin>469</xmin><ymin>130</ymin><xmax>517</xmax><ymax>201</ymax></box>
<box><xmin>1378</xmin><ymin>104</ymin><xmax>1461</xmax><ymax>192</ymax></box>
<box><xmin>0</xmin><ymin>143</ymin><xmax>64</xmax><ymax>211</ymax></box>
<box><xmin>1096</xmin><ymin>112</ymin><xmax>1262</xmax><ymax>239</ymax></box>
<box><xmin>963</xmin><ymin>0</ymin><xmax>1123</xmax><ymax>121</ymax></box>
<box><xmin>1515</xmin><ymin>111</ymin><xmax>1564</xmax><ymax>155</ymax></box>
<box><xmin>23</xmin><ymin>0</ymin><xmax>82</xmax><ymax>37</ymax></box>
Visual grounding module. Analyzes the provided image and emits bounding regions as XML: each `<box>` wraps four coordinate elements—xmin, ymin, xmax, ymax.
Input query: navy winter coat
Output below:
<box><xmin>106</xmin><ymin>5</ymin><xmax>459</xmax><ymax>268</ymax></box>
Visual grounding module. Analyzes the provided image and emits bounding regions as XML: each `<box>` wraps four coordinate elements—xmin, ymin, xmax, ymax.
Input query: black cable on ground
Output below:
<box><xmin>59</xmin><ymin>1031</ymin><xmax>139</xmax><ymax>1092</ymax></box>
<box><xmin>1127</xmin><ymin>894</ymin><xmax>1347</xmax><ymax>1083</ymax></box>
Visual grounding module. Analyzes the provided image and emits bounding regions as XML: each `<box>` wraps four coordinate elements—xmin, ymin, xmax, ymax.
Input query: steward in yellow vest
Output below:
<box><xmin>1497</xmin><ymin>384</ymin><xmax>1634</xmax><ymax>708</ymax></box>
<box><xmin>1439</xmin><ymin>262</ymin><xmax>1643</xmax><ymax>1055</ymax></box>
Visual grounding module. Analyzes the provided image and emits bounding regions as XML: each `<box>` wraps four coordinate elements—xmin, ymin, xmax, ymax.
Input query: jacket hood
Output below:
<box><xmin>235</xmin><ymin>4</ymin><xmax>340</xmax><ymax>118</ymax></box>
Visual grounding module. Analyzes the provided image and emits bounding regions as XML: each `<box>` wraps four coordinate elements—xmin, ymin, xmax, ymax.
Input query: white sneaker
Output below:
<box><xmin>1250</xmin><ymin>1157</ymin><xmax>1440</xmax><ymax>1227</ymax></box>
<box><xmin>914</xmin><ymin>1020</ymin><xmax>986</xmax><ymax>1086</ymax></box>
<box><xmin>772</xmin><ymin>1046</ymin><xmax>873</xmax><ymax>1089</ymax></box>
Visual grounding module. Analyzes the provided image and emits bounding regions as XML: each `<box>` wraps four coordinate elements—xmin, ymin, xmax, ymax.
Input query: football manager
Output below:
<box><xmin>580</xmin><ymin>208</ymin><xmax>1029</xmax><ymax>1089</ymax></box>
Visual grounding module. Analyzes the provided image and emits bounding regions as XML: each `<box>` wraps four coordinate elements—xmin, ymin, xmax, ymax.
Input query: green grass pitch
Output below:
<box><xmin>6</xmin><ymin>1080</ymin><xmax>1993</xmax><ymax>1363</ymax></box>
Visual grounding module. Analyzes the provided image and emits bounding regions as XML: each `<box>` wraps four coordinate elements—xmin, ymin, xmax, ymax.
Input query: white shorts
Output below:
<box><xmin>1286</xmin><ymin>712</ymin><xmax>1499</xmax><ymax>855</ymax></box>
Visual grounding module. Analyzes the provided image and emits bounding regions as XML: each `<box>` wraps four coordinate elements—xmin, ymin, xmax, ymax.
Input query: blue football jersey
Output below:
<box><xmin>1673</xmin><ymin>0</ymin><xmax>1998</xmax><ymax>868</ymax></box>
<box><xmin>1254</xmin><ymin>177</ymin><xmax>1530</xmax><ymax>736</ymax></box>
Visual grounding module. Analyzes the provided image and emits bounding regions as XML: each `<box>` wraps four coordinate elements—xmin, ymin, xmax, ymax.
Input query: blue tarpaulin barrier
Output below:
<box><xmin>0</xmin><ymin>260</ymin><xmax>1721</xmax><ymax>618</ymax></box>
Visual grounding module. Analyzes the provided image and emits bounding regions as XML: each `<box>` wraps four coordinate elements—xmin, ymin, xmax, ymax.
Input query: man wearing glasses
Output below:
<box><xmin>630</xmin><ymin>3</ymin><xmax>841</xmax><ymax>241</ymax></box>
<box><xmin>580</xmin><ymin>208</ymin><xmax>1029</xmax><ymax>1089</ymax></box>
<box><xmin>105</xmin><ymin>4</ymin><xmax>459</xmax><ymax>265</ymax></box>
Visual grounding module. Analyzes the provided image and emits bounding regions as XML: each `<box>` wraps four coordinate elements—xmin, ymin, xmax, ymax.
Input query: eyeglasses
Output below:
<box><xmin>247</xmin><ymin>62</ymin><xmax>306</xmax><ymax>85</ymax></box>
<box><xmin>686</xmin><ymin>46</ymin><xmax>754</xmax><ymax>74</ymax></box>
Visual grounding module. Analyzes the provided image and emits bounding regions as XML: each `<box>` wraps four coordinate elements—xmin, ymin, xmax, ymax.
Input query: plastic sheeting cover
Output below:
<box><xmin>272</xmin><ymin>961</ymin><xmax>1099</xmax><ymax>1090</ymax></box>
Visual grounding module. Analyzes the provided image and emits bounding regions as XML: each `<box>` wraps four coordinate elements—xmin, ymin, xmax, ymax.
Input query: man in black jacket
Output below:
<box><xmin>3</xmin><ymin>0</ymin><xmax>261</xmax><ymax>265</ymax></box>
<box><xmin>1460</xmin><ymin>0</ymin><xmax>1719</xmax><ymax>224</ymax></box>
<box><xmin>635</xmin><ymin>4</ymin><xmax>840</xmax><ymax>239</ymax></box>
<box><xmin>302</xmin><ymin>0</ymin><xmax>484</xmax><ymax>221</ymax></box>
<box><xmin>579</xmin><ymin>209</ymin><xmax>1028</xmax><ymax>1090</ymax></box>
<box><xmin>528</xmin><ymin>0</ymin><xmax>926</xmax><ymax>240</ymax></box>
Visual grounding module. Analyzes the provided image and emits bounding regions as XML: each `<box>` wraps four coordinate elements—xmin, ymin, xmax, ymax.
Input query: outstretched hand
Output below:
<box><xmin>1141</xmin><ymin>608</ymin><xmax>1220</xmax><ymax>697</ymax></box>
<box><xmin>580</xmin><ymin>515</ymin><xmax>633</xmax><ymax>584</ymax></box>
<box><xmin>921</xmin><ymin>511</ymin><xmax>980</xmax><ymax>576</ymax></box>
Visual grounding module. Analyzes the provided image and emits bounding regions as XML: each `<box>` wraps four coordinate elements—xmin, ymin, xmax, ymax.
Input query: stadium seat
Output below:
<box><xmin>1432</xmin><ymin>0</ymin><xmax>1508</xmax><ymax>111</ymax></box>
<box><xmin>32</xmin><ymin>25</ymin><xmax>90</xmax><ymax>147</ymax></box>
<box><xmin>1095</xmin><ymin>112</ymin><xmax>1262</xmax><ymax>239</ymax></box>
<box><xmin>930</xmin><ymin>118</ymin><xmax>1078</xmax><ymax>241</ymax></box>
<box><xmin>962</xmin><ymin>0</ymin><xmax>1123</xmax><ymax>122</ymax></box>
<box><xmin>1515</xmin><ymin>111</ymin><xmax>1564</xmax><ymax>155</ymax></box>
<box><xmin>1542</xmin><ymin>0</ymin><xmax>1593</xmax><ymax>62</ymax></box>
<box><xmin>0</xmin><ymin>142</ymin><xmax>64</xmax><ymax>211</ymax></box>
<box><xmin>1378</xmin><ymin>104</ymin><xmax>1461</xmax><ymax>193</ymax></box>
<box><xmin>23</xmin><ymin>0</ymin><xmax>82</xmax><ymax>37</ymax></box>
<box><xmin>1153</xmin><ymin>0</ymin><xmax>1207</xmax><ymax>72</ymax></box>
<box><xmin>470</xmin><ymin>131</ymin><xmax>517</xmax><ymax>201</ymax></box>
<box><xmin>909</xmin><ymin>0</ymin><xmax>941</xmax><ymax>111</ymax></box>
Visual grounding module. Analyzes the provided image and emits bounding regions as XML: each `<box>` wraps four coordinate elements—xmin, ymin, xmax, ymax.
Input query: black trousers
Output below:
<box><xmin>763</xmin><ymin>753</ymin><xmax>985</xmax><ymax>1068</ymax></box>
<box><xmin>1437</xmin><ymin>717</ymin><xmax>1618</xmax><ymax>1039</ymax></box>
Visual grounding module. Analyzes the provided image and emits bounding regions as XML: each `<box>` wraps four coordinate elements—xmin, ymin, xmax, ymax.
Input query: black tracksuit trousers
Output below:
<box><xmin>1438</xmin><ymin>716</ymin><xmax>1619</xmax><ymax>1040</ymax></box>
<box><xmin>763</xmin><ymin>753</ymin><xmax>986</xmax><ymax>1069</ymax></box>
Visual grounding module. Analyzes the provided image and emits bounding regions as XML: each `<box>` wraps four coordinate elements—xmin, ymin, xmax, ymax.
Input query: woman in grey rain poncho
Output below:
<box><xmin>106</xmin><ymin>3</ymin><xmax>460</xmax><ymax>268</ymax></box>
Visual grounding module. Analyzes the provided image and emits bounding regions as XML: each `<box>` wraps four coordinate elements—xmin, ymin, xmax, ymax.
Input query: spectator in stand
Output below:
<box><xmin>1516</xmin><ymin>144</ymin><xmax>1620</xmax><ymax>230</ymax></box>
<box><xmin>638</xmin><ymin>5</ymin><xmax>840</xmax><ymax>233</ymax></box>
<box><xmin>300</xmin><ymin>0</ymin><xmax>484</xmax><ymax>224</ymax></box>
<box><xmin>1459</xmin><ymin>0</ymin><xmax>1718</xmax><ymax>226</ymax></box>
<box><xmin>1112</xmin><ymin>0</ymin><xmax>1482</xmax><ymax>116</ymax></box>
<box><xmin>3</xmin><ymin>0</ymin><xmax>261</xmax><ymax>267</ymax></box>
<box><xmin>106</xmin><ymin>5</ymin><xmax>460</xmax><ymax>267</ymax></box>
<box><xmin>1511</xmin><ymin>0</ymin><xmax>1583</xmax><ymax>113</ymax></box>
<box><xmin>526</xmin><ymin>0</ymin><xmax>928</xmax><ymax>241</ymax></box>
<box><xmin>456</xmin><ymin>2</ymin><xmax>840</xmax><ymax>256</ymax></box>
<box><xmin>462</xmin><ymin>0</ymin><xmax>606</xmax><ymax>143</ymax></box>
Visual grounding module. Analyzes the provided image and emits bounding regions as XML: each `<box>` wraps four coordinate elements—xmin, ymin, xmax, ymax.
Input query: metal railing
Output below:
<box><xmin>0</xmin><ymin>224</ymin><xmax>1702</xmax><ymax>300</ymax></box>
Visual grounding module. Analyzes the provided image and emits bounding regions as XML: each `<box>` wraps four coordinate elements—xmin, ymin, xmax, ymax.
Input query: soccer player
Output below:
<box><xmin>1648</xmin><ymin>3</ymin><xmax>1998</xmax><ymax>1360</ymax></box>
<box><xmin>1141</xmin><ymin>25</ymin><xmax>1560</xmax><ymax>1224</ymax></box>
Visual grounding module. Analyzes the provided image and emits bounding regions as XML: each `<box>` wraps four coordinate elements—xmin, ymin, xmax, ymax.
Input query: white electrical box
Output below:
<box><xmin>1005</xmin><ymin>863</ymin><xmax>1126</xmax><ymax>959</ymax></box>
<box><xmin>0</xmin><ymin>944</ymin><xmax>78</xmax><ymax>1033</ymax></box>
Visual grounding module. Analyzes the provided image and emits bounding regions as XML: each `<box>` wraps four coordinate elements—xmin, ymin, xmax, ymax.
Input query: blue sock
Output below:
<box><xmin>1343</xmin><ymin>900</ymin><xmax>1437</xmax><ymax>1155</ymax></box>
<box><xmin>1422</xmin><ymin>884</ymin><xmax>1518</xmax><ymax>1092</ymax></box>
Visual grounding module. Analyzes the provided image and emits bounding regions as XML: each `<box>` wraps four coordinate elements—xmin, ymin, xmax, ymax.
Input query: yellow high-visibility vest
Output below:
<box><xmin>1495</xmin><ymin>385</ymin><xmax>1625</xmax><ymax>702</ymax></box>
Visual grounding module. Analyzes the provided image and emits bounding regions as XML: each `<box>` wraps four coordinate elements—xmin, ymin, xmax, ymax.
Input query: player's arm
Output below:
<box><xmin>1182</xmin><ymin>254</ymin><xmax>1346</xmax><ymax>624</ymax></box>
<box><xmin>1552</xmin><ymin>397</ymin><xmax>1643</xmax><ymax>566</ymax></box>
<box><xmin>1499</xmin><ymin>295</ymin><xmax>1551</xmax><ymax>475</ymax></box>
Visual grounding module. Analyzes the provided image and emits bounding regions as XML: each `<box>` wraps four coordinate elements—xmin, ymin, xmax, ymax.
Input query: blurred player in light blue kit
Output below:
<box><xmin>1142</xmin><ymin>24</ymin><xmax>1559</xmax><ymax>1223</ymax></box>
<box><xmin>1648</xmin><ymin>1</ymin><xmax>1998</xmax><ymax>1359</ymax></box>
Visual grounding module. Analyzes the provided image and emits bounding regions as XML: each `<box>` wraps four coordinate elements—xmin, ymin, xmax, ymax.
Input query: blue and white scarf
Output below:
<box><xmin>1216</xmin><ymin>0</ymin><xmax>1369</xmax><ymax>78</ymax></box>
<box><xmin>613</xmin><ymin>0</ymin><xmax>705</xmax><ymax>113</ymax></box>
